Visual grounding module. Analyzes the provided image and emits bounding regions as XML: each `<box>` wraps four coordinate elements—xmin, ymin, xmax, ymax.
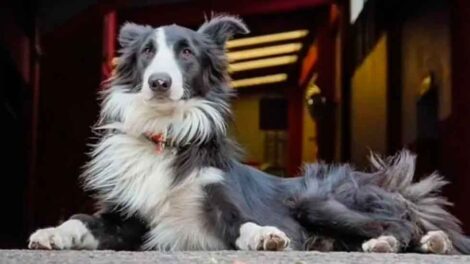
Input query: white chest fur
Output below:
<box><xmin>84</xmin><ymin>134</ymin><xmax>226</xmax><ymax>250</ymax></box>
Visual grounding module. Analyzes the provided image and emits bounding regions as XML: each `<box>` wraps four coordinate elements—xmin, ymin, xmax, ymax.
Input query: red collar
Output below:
<box><xmin>145</xmin><ymin>133</ymin><xmax>168</xmax><ymax>154</ymax></box>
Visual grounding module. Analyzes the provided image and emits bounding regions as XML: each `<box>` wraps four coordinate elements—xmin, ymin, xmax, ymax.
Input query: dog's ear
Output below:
<box><xmin>198</xmin><ymin>15</ymin><xmax>249</xmax><ymax>47</ymax></box>
<box><xmin>118</xmin><ymin>22</ymin><xmax>150</xmax><ymax>48</ymax></box>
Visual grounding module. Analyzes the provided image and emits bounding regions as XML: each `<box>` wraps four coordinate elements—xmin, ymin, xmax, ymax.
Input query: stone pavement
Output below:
<box><xmin>1</xmin><ymin>250</ymin><xmax>470</xmax><ymax>264</ymax></box>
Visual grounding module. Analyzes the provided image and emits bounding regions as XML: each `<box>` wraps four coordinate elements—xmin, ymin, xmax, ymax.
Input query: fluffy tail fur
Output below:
<box><xmin>369</xmin><ymin>150</ymin><xmax>470</xmax><ymax>254</ymax></box>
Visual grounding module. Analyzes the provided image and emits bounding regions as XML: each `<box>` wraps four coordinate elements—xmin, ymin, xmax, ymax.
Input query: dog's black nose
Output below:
<box><xmin>148</xmin><ymin>73</ymin><xmax>172</xmax><ymax>92</ymax></box>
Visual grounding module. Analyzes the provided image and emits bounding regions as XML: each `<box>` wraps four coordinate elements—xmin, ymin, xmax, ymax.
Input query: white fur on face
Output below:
<box><xmin>142</xmin><ymin>28</ymin><xmax>184</xmax><ymax>101</ymax></box>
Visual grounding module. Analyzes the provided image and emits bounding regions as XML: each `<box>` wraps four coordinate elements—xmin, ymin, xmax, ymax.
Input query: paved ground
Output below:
<box><xmin>1</xmin><ymin>250</ymin><xmax>470</xmax><ymax>264</ymax></box>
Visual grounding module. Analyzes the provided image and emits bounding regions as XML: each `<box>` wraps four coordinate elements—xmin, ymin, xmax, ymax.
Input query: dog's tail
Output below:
<box><xmin>369</xmin><ymin>150</ymin><xmax>470</xmax><ymax>254</ymax></box>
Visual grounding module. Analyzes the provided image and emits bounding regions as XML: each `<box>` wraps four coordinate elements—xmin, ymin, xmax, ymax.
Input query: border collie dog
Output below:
<box><xmin>29</xmin><ymin>15</ymin><xmax>470</xmax><ymax>254</ymax></box>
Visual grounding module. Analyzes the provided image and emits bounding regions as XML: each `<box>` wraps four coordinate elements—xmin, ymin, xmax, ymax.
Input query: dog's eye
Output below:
<box><xmin>181</xmin><ymin>48</ymin><xmax>193</xmax><ymax>59</ymax></box>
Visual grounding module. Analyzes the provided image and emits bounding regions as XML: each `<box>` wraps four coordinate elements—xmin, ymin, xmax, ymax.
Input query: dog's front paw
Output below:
<box><xmin>256</xmin><ymin>228</ymin><xmax>290</xmax><ymax>251</ymax></box>
<box><xmin>28</xmin><ymin>219</ymin><xmax>98</xmax><ymax>250</ymax></box>
<box><xmin>362</xmin><ymin>235</ymin><xmax>399</xmax><ymax>253</ymax></box>
<box><xmin>28</xmin><ymin>227</ymin><xmax>73</xmax><ymax>250</ymax></box>
<box><xmin>420</xmin><ymin>230</ymin><xmax>452</xmax><ymax>254</ymax></box>
<box><xmin>236</xmin><ymin>222</ymin><xmax>290</xmax><ymax>251</ymax></box>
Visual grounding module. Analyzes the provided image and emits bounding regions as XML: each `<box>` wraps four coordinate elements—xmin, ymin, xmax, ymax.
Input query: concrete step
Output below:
<box><xmin>1</xmin><ymin>250</ymin><xmax>470</xmax><ymax>264</ymax></box>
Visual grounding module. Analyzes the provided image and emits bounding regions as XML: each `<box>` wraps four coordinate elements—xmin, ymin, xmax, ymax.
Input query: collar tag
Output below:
<box><xmin>149</xmin><ymin>133</ymin><xmax>166</xmax><ymax>154</ymax></box>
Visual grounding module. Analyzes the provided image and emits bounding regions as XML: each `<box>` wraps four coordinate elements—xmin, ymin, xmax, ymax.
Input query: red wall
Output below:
<box><xmin>442</xmin><ymin>0</ymin><xmax>470</xmax><ymax>232</ymax></box>
<box><xmin>28</xmin><ymin>8</ymin><xmax>103</xmax><ymax>233</ymax></box>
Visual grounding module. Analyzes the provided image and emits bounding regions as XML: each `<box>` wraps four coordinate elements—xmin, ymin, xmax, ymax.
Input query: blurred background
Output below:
<box><xmin>1</xmin><ymin>0</ymin><xmax>470</xmax><ymax>249</ymax></box>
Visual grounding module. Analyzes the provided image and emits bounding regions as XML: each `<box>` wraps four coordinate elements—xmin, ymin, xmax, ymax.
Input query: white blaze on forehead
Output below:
<box><xmin>142</xmin><ymin>27</ymin><xmax>184</xmax><ymax>101</ymax></box>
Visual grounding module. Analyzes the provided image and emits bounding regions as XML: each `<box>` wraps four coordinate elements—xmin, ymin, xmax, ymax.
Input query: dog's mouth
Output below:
<box><xmin>152</xmin><ymin>94</ymin><xmax>172</xmax><ymax>101</ymax></box>
<box><xmin>144</xmin><ymin>88</ymin><xmax>184</xmax><ymax>103</ymax></box>
<box><xmin>141</xmin><ymin>95</ymin><xmax>182</xmax><ymax>113</ymax></box>
<box><xmin>143</xmin><ymin>92</ymin><xmax>174</xmax><ymax>103</ymax></box>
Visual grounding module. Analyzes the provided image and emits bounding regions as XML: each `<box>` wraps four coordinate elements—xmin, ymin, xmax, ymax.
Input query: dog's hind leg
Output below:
<box><xmin>291</xmin><ymin>195</ymin><xmax>420</xmax><ymax>252</ymax></box>
<box><xmin>361</xmin><ymin>222</ymin><xmax>416</xmax><ymax>253</ymax></box>
<box><xmin>292</xmin><ymin>197</ymin><xmax>385</xmax><ymax>239</ymax></box>
<box><xmin>28</xmin><ymin>211</ymin><xmax>148</xmax><ymax>250</ymax></box>
<box><xmin>363</xmin><ymin>226</ymin><xmax>456</xmax><ymax>254</ymax></box>
<box><xmin>360</xmin><ymin>216</ymin><xmax>418</xmax><ymax>253</ymax></box>
<box><xmin>362</xmin><ymin>235</ymin><xmax>400</xmax><ymax>253</ymax></box>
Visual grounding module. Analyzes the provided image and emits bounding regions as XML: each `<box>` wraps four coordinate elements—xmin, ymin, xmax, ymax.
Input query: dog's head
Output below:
<box><xmin>113</xmin><ymin>15</ymin><xmax>249</xmax><ymax>102</ymax></box>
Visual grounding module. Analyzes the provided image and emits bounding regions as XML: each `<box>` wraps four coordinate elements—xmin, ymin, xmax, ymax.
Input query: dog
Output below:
<box><xmin>28</xmin><ymin>15</ymin><xmax>470</xmax><ymax>254</ymax></box>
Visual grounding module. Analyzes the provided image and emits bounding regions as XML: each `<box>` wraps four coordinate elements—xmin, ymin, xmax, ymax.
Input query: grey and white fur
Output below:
<box><xmin>29</xmin><ymin>15</ymin><xmax>470</xmax><ymax>254</ymax></box>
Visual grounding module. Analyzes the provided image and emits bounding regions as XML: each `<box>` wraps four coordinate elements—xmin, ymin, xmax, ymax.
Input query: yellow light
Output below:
<box><xmin>231</xmin><ymin>73</ymin><xmax>288</xmax><ymax>88</ymax></box>
<box><xmin>227</xmin><ymin>30</ymin><xmax>309</xmax><ymax>48</ymax></box>
<box><xmin>227</xmin><ymin>43</ymin><xmax>303</xmax><ymax>62</ymax></box>
<box><xmin>229</xmin><ymin>55</ymin><xmax>298</xmax><ymax>73</ymax></box>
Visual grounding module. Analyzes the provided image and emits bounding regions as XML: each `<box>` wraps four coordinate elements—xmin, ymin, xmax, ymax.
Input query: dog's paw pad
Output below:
<box><xmin>259</xmin><ymin>233</ymin><xmax>290</xmax><ymax>251</ymax></box>
<box><xmin>420</xmin><ymin>230</ymin><xmax>452</xmax><ymax>254</ymax></box>
<box><xmin>362</xmin><ymin>235</ymin><xmax>399</xmax><ymax>253</ymax></box>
